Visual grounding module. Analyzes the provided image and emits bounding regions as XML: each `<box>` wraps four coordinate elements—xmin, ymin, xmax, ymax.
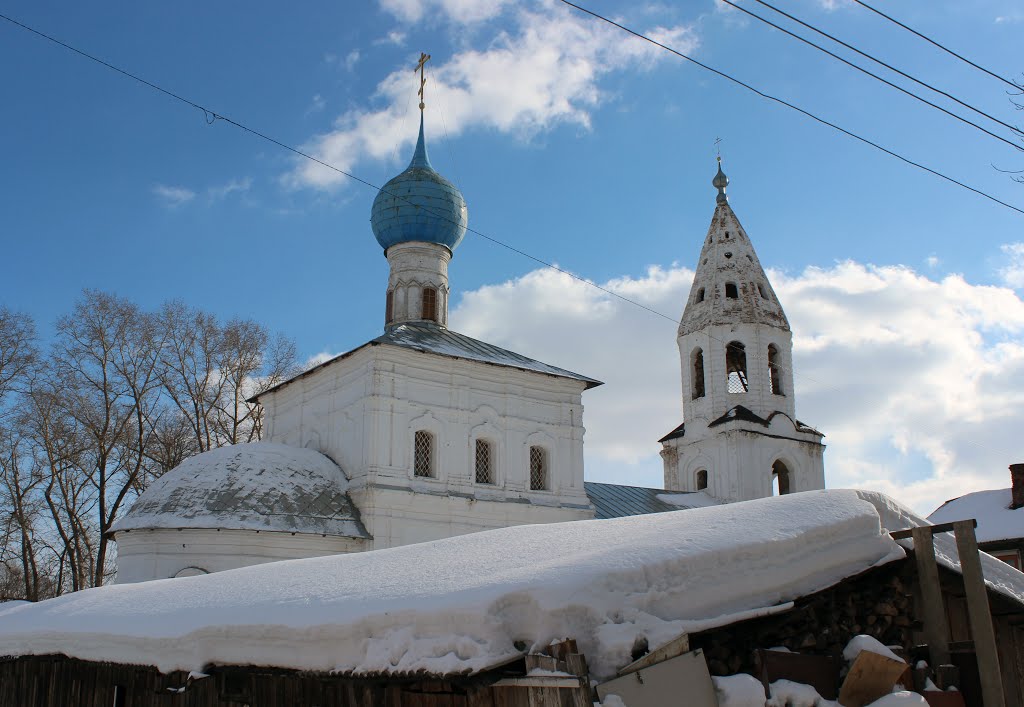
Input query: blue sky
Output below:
<box><xmin>2</xmin><ymin>0</ymin><xmax>1023</xmax><ymax>514</ymax></box>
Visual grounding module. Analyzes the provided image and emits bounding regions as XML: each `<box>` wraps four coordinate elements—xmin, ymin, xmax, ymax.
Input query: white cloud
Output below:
<box><xmin>1000</xmin><ymin>242</ymin><xmax>1024</xmax><ymax>288</ymax></box>
<box><xmin>450</xmin><ymin>260</ymin><xmax>1024</xmax><ymax>517</ymax></box>
<box><xmin>306</xmin><ymin>93</ymin><xmax>326</xmax><ymax>116</ymax></box>
<box><xmin>373</xmin><ymin>30</ymin><xmax>408</xmax><ymax>47</ymax></box>
<box><xmin>152</xmin><ymin>184</ymin><xmax>196</xmax><ymax>207</ymax></box>
<box><xmin>925</xmin><ymin>255</ymin><xmax>940</xmax><ymax>269</ymax></box>
<box><xmin>344</xmin><ymin>50</ymin><xmax>361</xmax><ymax>71</ymax></box>
<box><xmin>379</xmin><ymin>0</ymin><xmax>514</xmax><ymax>25</ymax></box>
<box><xmin>207</xmin><ymin>177</ymin><xmax>252</xmax><ymax>201</ymax></box>
<box><xmin>287</xmin><ymin>5</ymin><xmax>698</xmax><ymax>189</ymax></box>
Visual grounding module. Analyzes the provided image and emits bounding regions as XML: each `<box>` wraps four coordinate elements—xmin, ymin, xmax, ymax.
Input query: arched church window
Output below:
<box><xmin>696</xmin><ymin>469</ymin><xmax>708</xmax><ymax>491</ymax></box>
<box><xmin>695</xmin><ymin>287</ymin><xmax>705</xmax><ymax>303</ymax></box>
<box><xmin>772</xmin><ymin>460</ymin><xmax>791</xmax><ymax>495</ymax></box>
<box><xmin>691</xmin><ymin>348</ymin><xmax>706</xmax><ymax>400</ymax></box>
<box><xmin>725</xmin><ymin>282</ymin><xmax>739</xmax><ymax>299</ymax></box>
<box><xmin>385</xmin><ymin>290</ymin><xmax>394</xmax><ymax>323</ymax></box>
<box><xmin>422</xmin><ymin>287</ymin><xmax>438</xmax><ymax>322</ymax></box>
<box><xmin>529</xmin><ymin>446</ymin><xmax>548</xmax><ymax>491</ymax></box>
<box><xmin>726</xmin><ymin>341</ymin><xmax>748</xmax><ymax>393</ymax></box>
<box><xmin>475</xmin><ymin>439</ymin><xmax>493</xmax><ymax>484</ymax></box>
<box><xmin>414</xmin><ymin>430</ymin><xmax>434</xmax><ymax>477</ymax></box>
<box><xmin>768</xmin><ymin>344</ymin><xmax>784</xmax><ymax>396</ymax></box>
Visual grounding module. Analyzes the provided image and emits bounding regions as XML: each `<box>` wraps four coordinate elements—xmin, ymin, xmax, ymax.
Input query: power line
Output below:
<box><xmin>851</xmin><ymin>0</ymin><xmax>1022</xmax><ymax>92</ymax></box>
<box><xmin>0</xmin><ymin>12</ymin><xmax>1015</xmax><ymax>468</ymax></box>
<box><xmin>721</xmin><ymin>0</ymin><xmax>1022</xmax><ymax>154</ymax></box>
<box><xmin>555</xmin><ymin>0</ymin><xmax>1024</xmax><ymax>216</ymax></box>
<box><xmin>0</xmin><ymin>12</ymin><xmax>679</xmax><ymax>326</ymax></box>
<box><xmin>744</xmin><ymin>0</ymin><xmax>1024</xmax><ymax>141</ymax></box>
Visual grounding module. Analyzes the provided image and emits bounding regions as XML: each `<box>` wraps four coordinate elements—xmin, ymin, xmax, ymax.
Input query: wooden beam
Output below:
<box><xmin>491</xmin><ymin>677</ymin><xmax>581</xmax><ymax>688</ymax></box>
<box><xmin>890</xmin><ymin>519</ymin><xmax>976</xmax><ymax>540</ymax></box>
<box><xmin>954</xmin><ymin>520</ymin><xmax>1006</xmax><ymax>707</ymax></box>
<box><xmin>912</xmin><ymin>526</ymin><xmax>951</xmax><ymax>667</ymax></box>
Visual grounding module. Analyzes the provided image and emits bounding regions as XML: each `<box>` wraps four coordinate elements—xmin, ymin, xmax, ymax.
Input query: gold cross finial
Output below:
<box><xmin>415</xmin><ymin>52</ymin><xmax>431</xmax><ymax>111</ymax></box>
<box><xmin>714</xmin><ymin>137</ymin><xmax>723</xmax><ymax>159</ymax></box>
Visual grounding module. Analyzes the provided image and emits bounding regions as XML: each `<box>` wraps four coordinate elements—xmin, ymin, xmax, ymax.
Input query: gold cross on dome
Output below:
<box><xmin>714</xmin><ymin>137</ymin><xmax>723</xmax><ymax>158</ymax></box>
<box><xmin>415</xmin><ymin>52</ymin><xmax>431</xmax><ymax>111</ymax></box>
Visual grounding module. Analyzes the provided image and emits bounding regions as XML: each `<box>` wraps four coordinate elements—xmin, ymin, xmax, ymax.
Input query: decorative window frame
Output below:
<box><xmin>470</xmin><ymin>420</ymin><xmax>503</xmax><ymax>486</ymax></box>
<box><xmin>408</xmin><ymin>411</ymin><xmax>444</xmax><ymax>482</ymax></box>
<box><xmin>524</xmin><ymin>431</ymin><xmax>557</xmax><ymax>493</ymax></box>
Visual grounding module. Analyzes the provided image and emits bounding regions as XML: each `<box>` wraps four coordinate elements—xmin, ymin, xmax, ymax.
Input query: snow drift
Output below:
<box><xmin>0</xmin><ymin>489</ymin><xmax>1020</xmax><ymax>680</ymax></box>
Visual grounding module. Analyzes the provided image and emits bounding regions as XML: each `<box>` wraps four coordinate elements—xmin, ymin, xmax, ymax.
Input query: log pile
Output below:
<box><xmin>691</xmin><ymin>564</ymin><xmax>917</xmax><ymax>676</ymax></box>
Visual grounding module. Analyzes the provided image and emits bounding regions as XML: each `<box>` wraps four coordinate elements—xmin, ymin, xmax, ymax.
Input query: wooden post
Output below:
<box><xmin>954</xmin><ymin>520</ymin><xmax>1006</xmax><ymax>707</ymax></box>
<box><xmin>912</xmin><ymin>526</ymin><xmax>951</xmax><ymax>668</ymax></box>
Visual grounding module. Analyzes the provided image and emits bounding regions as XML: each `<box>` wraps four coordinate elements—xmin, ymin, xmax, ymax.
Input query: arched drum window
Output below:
<box><xmin>422</xmin><ymin>287</ymin><xmax>438</xmax><ymax>322</ymax></box>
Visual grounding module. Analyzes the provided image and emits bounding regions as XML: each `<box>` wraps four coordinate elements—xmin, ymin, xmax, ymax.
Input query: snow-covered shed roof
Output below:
<box><xmin>6</xmin><ymin>490</ymin><xmax>1021</xmax><ymax>681</ymax></box>
<box><xmin>254</xmin><ymin>321</ymin><xmax>601</xmax><ymax>402</ymax></box>
<box><xmin>929</xmin><ymin>487</ymin><xmax>1024</xmax><ymax>544</ymax></box>
<box><xmin>111</xmin><ymin>442</ymin><xmax>369</xmax><ymax>539</ymax></box>
<box><xmin>584</xmin><ymin>481</ymin><xmax>720</xmax><ymax>519</ymax></box>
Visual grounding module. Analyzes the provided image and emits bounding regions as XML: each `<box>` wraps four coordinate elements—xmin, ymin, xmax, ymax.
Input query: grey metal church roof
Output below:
<box><xmin>256</xmin><ymin>323</ymin><xmax>601</xmax><ymax>402</ymax></box>
<box><xmin>374</xmin><ymin>323</ymin><xmax>602</xmax><ymax>388</ymax></box>
<box><xmin>585</xmin><ymin>481</ymin><xmax>721</xmax><ymax>519</ymax></box>
<box><xmin>112</xmin><ymin>443</ymin><xmax>370</xmax><ymax>539</ymax></box>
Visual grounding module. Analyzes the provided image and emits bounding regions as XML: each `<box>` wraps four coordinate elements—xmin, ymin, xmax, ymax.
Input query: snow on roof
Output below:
<box><xmin>111</xmin><ymin>442</ymin><xmax>369</xmax><ymax>539</ymax></box>
<box><xmin>928</xmin><ymin>487</ymin><xmax>1023</xmax><ymax>543</ymax></box>
<box><xmin>0</xmin><ymin>490</ymin><xmax>930</xmax><ymax>679</ymax></box>
<box><xmin>4</xmin><ymin>490</ymin><xmax>1022</xmax><ymax>681</ymax></box>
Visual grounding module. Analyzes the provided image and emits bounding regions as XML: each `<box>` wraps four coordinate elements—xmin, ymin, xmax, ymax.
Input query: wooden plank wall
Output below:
<box><xmin>0</xmin><ymin>656</ymin><xmax>576</xmax><ymax>707</ymax></box>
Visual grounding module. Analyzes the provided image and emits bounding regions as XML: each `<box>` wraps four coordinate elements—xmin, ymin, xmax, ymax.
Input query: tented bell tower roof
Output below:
<box><xmin>679</xmin><ymin>161</ymin><xmax>790</xmax><ymax>338</ymax></box>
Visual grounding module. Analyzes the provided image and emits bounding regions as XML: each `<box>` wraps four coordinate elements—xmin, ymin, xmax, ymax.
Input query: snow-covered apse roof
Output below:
<box><xmin>111</xmin><ymin>442</ymin><xmax>369</xmax><ymax>538</ymax></box>
<box><xmin>7</xmin><ymin>490</ymin><xmax>1016</xmax><ymax>680</ymax></box>
<box><xmin>929</xmin><ymin>487</ymin><xmax>1023</xmax><ymax>543</ymax></box>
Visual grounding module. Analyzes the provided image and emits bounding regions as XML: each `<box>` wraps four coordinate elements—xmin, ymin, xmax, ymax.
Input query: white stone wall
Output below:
<box><xmin>662</xmin><ymin>417</ymin><xmax>825</xmax><ymax>502</ymax></box>
<box><xmin>385</xmin><ymin>241</ymin><xmax>451</xmax><ymax>326</ymax></box>
<box><xmin>114</xmin><ymin>528</ymin><xmax>367</xmax><ymax>584</ymax></box>
<box><xmin>263</xmin><ymin>344</ymin><xmax>594</xmax><ymax>550</ymax></box>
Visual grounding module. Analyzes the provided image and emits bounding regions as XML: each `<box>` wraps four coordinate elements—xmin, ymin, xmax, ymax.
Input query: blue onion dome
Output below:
<box><xmin>371</xmin><ymin>115</ymin><xmax>468</xmax><ymax>253</ymax></box>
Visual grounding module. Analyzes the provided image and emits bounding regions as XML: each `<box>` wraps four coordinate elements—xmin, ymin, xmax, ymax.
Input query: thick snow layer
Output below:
<box><xmin>928</xmin><ymin>488</ymin><xmax>1023</xmax><ymax>543</ymax></box>
<box><xmin>714</xmin><ymin>673</ymin><xmax>768</xmax><ymax>707</ymax></box>
<box><xmin>770</xmin><ymin>679</ymin><xmax>838</xmax><ymax>707</ymax></box>
<box><xmin>843</xmin><ymin>635</ymin><xmax>904</xmax><ymax>664</ymax></box>
<box><xmin>111</xmin><ymin>442</ymin><xmax>368</xmax><ymax>538</ymax></box>
<box><xmin>866</xmin><ymin>692</ymin><xmax>928</xmax><ymax>706</ymax></box>
<box><xmin>868</xmin><ymin>490</ymin><xmax>1024</xmax><ymax>605</ymax></box>
<box><xmin>657</xmin><ymin>491</ymin><xmax>721</xmax><ymax>509</ymax></box>
<box><xmin>0</xmin><ymin>490</ymin><xmax>908</xmax><ymax>679</ymax></box>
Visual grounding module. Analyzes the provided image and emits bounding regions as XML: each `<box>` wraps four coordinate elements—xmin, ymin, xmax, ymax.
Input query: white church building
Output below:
<box><xmin>112</xmin><ymin>110</ymin><xmax>826</xmax><ymax>583</ymax></box>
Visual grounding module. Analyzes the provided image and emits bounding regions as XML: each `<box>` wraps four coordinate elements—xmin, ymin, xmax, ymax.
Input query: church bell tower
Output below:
<box><xmin>660</xmin><ymin>160</ymin><xmax>825</xmax><ymax>502</ymax></box>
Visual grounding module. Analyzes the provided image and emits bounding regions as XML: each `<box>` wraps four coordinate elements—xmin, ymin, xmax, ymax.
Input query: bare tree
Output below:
<box><xmin>215</xmin><ymin>320</ymin><xmax>298</xmax><ymax>445</ymax></box>
<box><xmin>51</xmin><ymin>290</ymin><xmax>164</xmax><ymax>587</ymax></box>
<box><xmin>0</xmin><ymin>292</ymin><xmax>297</xmax><ymax>597</ymax></box>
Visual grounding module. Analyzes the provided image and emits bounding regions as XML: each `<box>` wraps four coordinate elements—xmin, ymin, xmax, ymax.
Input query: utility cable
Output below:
<box><xmin>554</xmin><ymin>1</ymin><xmax>1024</xmax><ymax>216</ymax></box>
<box><xmin>745</xmin><ymin>0</ymin><xmax>1023</xmax><ymax>140</ymax></box>
<box><xmin>1</xmin><ymin>12</ymin><xmax>1016</xmax><ymax>471</ymax></box>
<box><xmin>719</xmin><ymin>0</ymin><xmax>1022</xmax><ymax>153</ymax></box>
<box><xmin>851</xmin><ymin>0</ymin><xmax>1022</xmax><ymax>92</ymax></box>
